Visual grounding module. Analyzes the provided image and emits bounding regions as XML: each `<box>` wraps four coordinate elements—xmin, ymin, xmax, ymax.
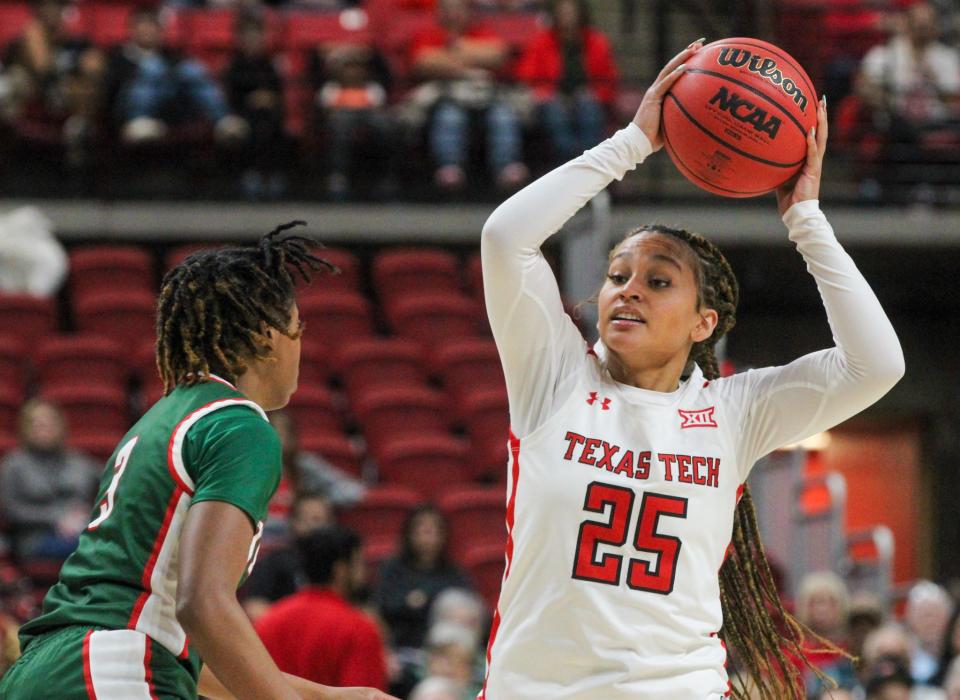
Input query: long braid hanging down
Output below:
<box><xmin>156</xmin><ymin>221</ymin><xmax>337</xmax><ymax>394</ymax></box>
<box><xmin>615</xmin><ymin>225</ymin><xmax>841</xmax><ymax>700</ymax></box>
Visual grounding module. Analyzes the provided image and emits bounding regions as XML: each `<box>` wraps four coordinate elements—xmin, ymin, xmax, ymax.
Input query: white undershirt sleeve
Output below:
<box><xmin>481</xmin><ymin>123</ymin><xmax>653</xmax><ymax>438</ymax></box>
<box><xmin>734</xmin><ymin>200</ymin><xmax>905</xmax><ymax>478</ymax></box>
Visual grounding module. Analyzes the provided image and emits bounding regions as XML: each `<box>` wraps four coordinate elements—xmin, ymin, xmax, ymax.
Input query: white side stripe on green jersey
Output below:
<box><xmin>87</xmin><ymin>630</ymin><xmax>156</xmax><ymax>699</ymax></box>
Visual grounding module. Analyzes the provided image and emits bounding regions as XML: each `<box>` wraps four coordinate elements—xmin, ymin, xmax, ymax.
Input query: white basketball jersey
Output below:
<box><xmin>478</xmin><ymin>124</ymin><xmax>903</xmax><ymax>699</ymax></box>
<box><xmin>482</xmin><ymin>353</ymin><xmax>743</xmax><ymax>700</ymax></box>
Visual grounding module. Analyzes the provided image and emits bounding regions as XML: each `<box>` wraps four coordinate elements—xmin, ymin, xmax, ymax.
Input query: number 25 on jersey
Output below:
<box><xmin>572</xmin><ymin>481</ymin><xmax>688</xmax><ymax>595</ymax></box>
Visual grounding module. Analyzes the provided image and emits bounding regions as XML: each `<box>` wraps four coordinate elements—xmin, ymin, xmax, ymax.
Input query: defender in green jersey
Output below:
<box><xmin>1</xmin><ymin>226</ymin><xmax>396</xmax><ymax>700</ymax></box>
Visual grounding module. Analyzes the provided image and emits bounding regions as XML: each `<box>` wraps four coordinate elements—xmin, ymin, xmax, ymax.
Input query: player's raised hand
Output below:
<box><xmin>776</xmin><ymin>95</ymin><xmax>828</xmax><ymax>216</ymax></box>
<box><xmin>632</xmin><ymin>39</ymin><xmax>704</xmax><ymax>151</ymax></box>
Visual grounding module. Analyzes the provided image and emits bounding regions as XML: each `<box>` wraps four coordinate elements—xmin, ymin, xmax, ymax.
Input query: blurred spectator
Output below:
<box><xmin>944</xmin><ymin>658</ymin><xmax>960</xmax><ymax>700</ymax></box>
<box><xmin>255</xmin><ymin>525</ymin><xmax>388</xmax><ymax>690</ymax></box>
<box><xmin>933</xmin><ymin>605</ymin><xmax>960</xmax><ymax>686</ymax></box>
<box><xmin>857</xmin><ymin>0</ymin><xmax>960</xmax><ymax>197</ymax></box>
<box><xmin>241</xmin><ymin>491</ymin><xmax>335</xmax><ymax>621</ymax></box>
<box><xmin>103</xmin><ymin>6</ymin><xmax>249</xmax><ymax>145</ymax></box>
<box><xmin>268</xmin><ymin>410</ymin><xmax>364</xmax><ymax>527</ymax></box>
<box><xmin>224</xmin><ymin>12</ymin><xmax>288</xmax><ymax>200</ymax></box>
<box><xmin>422</xmin><ymin>621</ymin><xmax>482</xmax><ymax>694</ymax></box>
<box><xmin>849</xmin><ymin>591</ymin><xmax>887</xmax><ymax>661</ymax></box>
<box><xmin>0</xmin><ymin>612</ymin><xmax>19</xmax><ymax>679</ymax></box>
<box><xmin>816</xmin><ymin>690</ymin><xmax>854</xmax><ymax>700</ymax></box>
<box><xmin>859</xmin><ymin>623</ymin><xmax>945</xmax><ymax>700</ymax></box>
<box><xmin>374</xmin><ymin>504</ymin><xmax>472</xmax><ymax>650</ymax></box>
<box><xmin>795</xmin><ymin>572</ymin><xmax>856</xmax><ymax>697</ymax></box>
<box><xmin>407</xmin><ymin>0</ymin><xmax>527</xmax><ymax>191</ymax></box>
<box><xmin>309</xmin><ymin>43</ymin><xmax>395</xmax><ymax>199</ymax></box>
<box><xmin>905</xmin><ymin>581</ymin><xmax>954</xmax><ymax>684</ymax></box>
<box><xmin>428</xmin><ymin>587</ymin><xmax>486</xmax><ymax>640</ymax></box>
<box><xmin>514</xmin><ymin>0</ymin><xmax>617</xmax><ymax>161</ymax></box>
<box><xmin>408</xmin><ymin>676</ymin><xmax>465</xmax><ymax>700</ymax></box>
<box><xmin>1</xmin><ymin>0</ymin><xmax>103</xmax><ymax>164</ymax></box>
<box><xmin>0</xmin><ymin>206</ymin><xmax>67</xmax><ymax>296</ymax></box>
<box><xmin>865</xmin><ymin>657</ymin><xmax>914</xmax><ymax>700</ymax></box>
<box><xmin>0</xmin><ymin>399</ymin><xmax>98</xmax><ymax>560</ymax></box>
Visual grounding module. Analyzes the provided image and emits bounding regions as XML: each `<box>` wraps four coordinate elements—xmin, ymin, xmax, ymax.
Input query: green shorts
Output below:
<box><xmin>0</xmin><ymin>626</ymin><xmax>197</xmax><ymax>699</ymax></box>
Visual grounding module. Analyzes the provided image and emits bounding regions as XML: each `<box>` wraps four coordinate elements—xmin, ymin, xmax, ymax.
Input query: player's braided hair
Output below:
<box><xmin>610</xmin><ymin>225</ymin><xmax>842</xmax><ymax>699</ymax></box>
<box><xmin>156</xmin><ymin>221</ymin><xmax>336</xmax><ymax>394</ymax></box>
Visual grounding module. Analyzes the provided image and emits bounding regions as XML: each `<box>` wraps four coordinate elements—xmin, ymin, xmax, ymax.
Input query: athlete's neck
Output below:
<box><xmin>605</xmin><ymin>351</ymin><xmax>685</xmax><ymax>393</ymax></box>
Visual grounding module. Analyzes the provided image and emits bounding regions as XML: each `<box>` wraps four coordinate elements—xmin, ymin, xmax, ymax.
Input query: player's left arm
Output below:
<box><xmin>733</xmin><ymin>98</ymin><xmax>904</xmax><ymax>474</ymax></box>
<box><xmin>182</xmin><ymin>503</ymin><xmax>398</xmax><ymax>700</ymax></box>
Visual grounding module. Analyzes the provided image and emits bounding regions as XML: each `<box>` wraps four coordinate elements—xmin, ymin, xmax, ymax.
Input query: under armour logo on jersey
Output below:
<box><xmin>678</xmin><ymin>406</ymin><xmax>718</xmax><ymax>428</ymax></box>
<box><xmin>587</xmin><ymin>392</ymin><xmax>612</xmax><ymax>410</ymax></box>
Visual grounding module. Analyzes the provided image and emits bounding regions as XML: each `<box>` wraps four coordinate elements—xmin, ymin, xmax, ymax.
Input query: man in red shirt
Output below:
<box><xmin>255</xmin><ymin>525</ymin><xmax>388</xmax><ymax>690</ymax></box>
<box><xmin>407</xmin><ymin>0</ymin><xmax>528</xmax><ymax>191</ymax></box>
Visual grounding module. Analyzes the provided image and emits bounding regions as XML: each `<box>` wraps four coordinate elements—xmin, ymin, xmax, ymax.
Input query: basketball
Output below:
<box><xmin>662</xmin><ymin>38</ymin><xmax>818</xmax><ymax>198</ymax></box>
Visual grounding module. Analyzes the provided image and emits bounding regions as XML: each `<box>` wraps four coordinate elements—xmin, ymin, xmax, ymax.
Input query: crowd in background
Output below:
<box><xmin>0</xmin><ymin>0</ymin><xmax>620</xmax><ymax>199</ymax></box>
<box><xmin>1</xmin><ymin>0</ymin><xmax>957</xmax><ymax>201</ymax></box>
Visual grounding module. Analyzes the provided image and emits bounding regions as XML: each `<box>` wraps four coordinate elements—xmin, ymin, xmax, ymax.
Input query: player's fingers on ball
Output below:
<box><xmin>657</xmin><ymin>44</ymin><xmax>697</xmax><ymax>80</ymax></box>
<box><xmin>816</xmin><ymin>96</ymin><xmax>829</xmax><ymax>154</ymax></box>
<box><xmin>652</xmin><ymin>63</ymin><xmax>688</xmax><ymax>97</ymax></box>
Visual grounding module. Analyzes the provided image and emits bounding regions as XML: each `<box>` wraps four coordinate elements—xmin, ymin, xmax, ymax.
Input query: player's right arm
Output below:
<box><xmin>480</xmin><ymin>45</ymin><xmax>697</xmax><ymax>436</ymax></box>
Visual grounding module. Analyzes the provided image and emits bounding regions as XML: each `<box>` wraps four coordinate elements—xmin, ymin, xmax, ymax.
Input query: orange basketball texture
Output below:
<box><xmin>661</xmin><ymin>38</ymin><xmax>818</xmax><ymax>198</ymax></box>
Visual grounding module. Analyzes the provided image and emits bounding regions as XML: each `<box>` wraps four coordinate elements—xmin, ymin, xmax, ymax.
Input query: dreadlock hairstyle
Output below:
<box><xmin>608</xmin><ymin>224</ymin><xmax>843</xmax><ymax>700</ymax></box>
<box><xmin>156</xmin><ymin>221</ymin><xmax>336</xmax><ymax>394</ymax></box>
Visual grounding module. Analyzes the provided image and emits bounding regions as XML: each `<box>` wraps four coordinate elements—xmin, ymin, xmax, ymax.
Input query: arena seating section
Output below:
<box><xmin>0</xmin><ymin>242</ymin><xmax>527</xmax><ymax>610</ymax></box>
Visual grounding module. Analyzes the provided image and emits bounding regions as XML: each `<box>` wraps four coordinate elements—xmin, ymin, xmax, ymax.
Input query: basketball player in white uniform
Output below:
<box><xmin>478</xmin><ymin>42</ymin><xmax>904</xmax><ymax>699</ymax></box>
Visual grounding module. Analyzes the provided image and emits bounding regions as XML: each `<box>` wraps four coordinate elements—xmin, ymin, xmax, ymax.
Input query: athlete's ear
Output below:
<box><xmin>691</xmin><ymin>308</ymin><xmax>718</xmax><ymax>343</ymax></box>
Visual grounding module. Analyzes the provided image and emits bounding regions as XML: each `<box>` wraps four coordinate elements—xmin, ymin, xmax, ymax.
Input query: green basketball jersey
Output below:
<box><xmin>19</xmin><ymin>376</ymin><xmax>282</xmax><ymax>681</ymax></box>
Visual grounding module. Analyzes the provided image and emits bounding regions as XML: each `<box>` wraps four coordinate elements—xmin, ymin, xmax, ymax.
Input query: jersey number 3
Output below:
<box><xmin>572</xmin><ymin>481</ymin><xmax>688</xmax><ymax>595</ymax></box>
<box><xmin>88</xmin><ymin>436</ymin><xmax>139</xmax><ymax>531</ymax></box>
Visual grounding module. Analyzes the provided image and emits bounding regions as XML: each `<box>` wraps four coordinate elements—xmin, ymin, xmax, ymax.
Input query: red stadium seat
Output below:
<box><xmin>80</xmin><ymin>3</ymin><xmax>135</xmax><ymax>48</ymax></box>
<box><xmin>298</xmin><ymin>338</ymin><xmax>333</xmax><ymax>389</ymax></box>
<box><xmin>0</xmin><ymin>383</ymin><xmax>21</xmax><ymax>438</ymax></box>
<box><xmin>297</xmin><ymin>291</ymin><xmax>375</xmax><ymax>349</ymax></box>
<box><xmin>0</xmin><ymin>294</ymin><xmax>58</xmax><ymax>345</ymax></box>
<box><xmin>431</xmin><ymin>338</ymin><xmax>504</xmax><ymax>401</ymax></box>
<box><xmin>36</xmin><ymin>334</ymin><xmax>127</xmax><ymax>391</ymax></box>
<box><xmin>68</xmin><ymin>430</ymin><xmax>122</xmax><ymax>463</ymax></box>
<box><xmin>439</xmin><ymin>486</ymin><xmax>506</xmax><ymax>563</ymax></box>
<box><xmin>280</xmin><ymin>9</ymin><xmax>373</xmax><ymax>86</ymax></box>
<box><xmin>164</xmin><ymin>242</ymin><xmax>224</xmax><ymax>273</ymax></box>
<box><xmin>297</xmin><ymin>430</ymin><xmax>362</xmax><ymax>478</ymax></box>
<box><xmin>483</xmin><ymin>11</ymin><xmax>541</xmax><ymax>53</ymax></box>
<box><xmin>462</xmin><ymin>543</ymin><xmax>505</xmax><ymax>610</ymax></box>
<box><xmin>0</xmin><ymin>4</ymin><xmax>32</xmax><ymax>49</ymax></box>
<box><xmin>352</xmin><ymin>385</ymin><xmax>448</xmax><ymax>455</ymax></box>
<box><xmin>334</xmin><ymin>337</ymin><xmax>427</xmax><ymax>401</ymax></box>
<box><xmin>297</xmin><ymin>246</ymin><xmax>362</xmax><ymax>295</ymax></box>
<box><xmin>460</xmin><ymin>386</ymin><xmax>509</xmax><ymax>479</ymax></box>
<box><xmin>41</xmin><ymin>384</ymin><xmax>129</xmax><ymax>434</ymax></box>
<box><xmin>179</xmin><ymin>8</ymin><xmax>236</xmax><ymax>75</ymax></box>
<box><xmin>286</xmin><ymin>384</ymin><xmax>343</xmax><ymax>436</ymax></box>
<box><xmin>0</xmin><ymin>336</ymin><xmax>28</xmax><ymax>397</ymax></box>
<box><xmin>372</xmin><ymin>247</ymin><xmax>462</xmax><ymax>300</ymax></box>
<box><xmin>134</xmin><ymin>341</ymin><xmax>164</xmax><ymax>409</ymax></box>
<box><xmin>339</xmin><ymin>485</ymin><xmax>421</xmax><ymax>550</ymax></box>
<box><xmin>375</xmin><ymin>434</ymin><xmax>471</xmax><ymax>495</ymax></box>
<box><xmin>466</xmin><ymin>250</ymin><xmax>483</xmax><ymax>303</ymax></box>
<box><xmin>69</xmin><ymin>245</ymin><xmax>154</xmax><ymax>303</ymax></box>
<box><xmin>386</xmin><ymin>292</ymin><xmax>482</xmax><ymax>346</ymax></box>
<box><xmin>74</xmin><ymin>290</ymin><xmax>156</xmax><ymax>348</ymax></box>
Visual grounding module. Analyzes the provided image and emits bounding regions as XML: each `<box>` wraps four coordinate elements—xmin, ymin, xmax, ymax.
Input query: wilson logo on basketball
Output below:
<box><xmin>678</xmin><ymin>407</ymin><xmax>718</xmax><ymax>429</ymax></box>
<box><xmin>716</xmin><ymin>48</ymin><xmax>808</xmax><ymax>110</ymax></box>
<box><xmin>709</xmin><ymin>86</ymin><xmax>782</xmax><ymax>138</ymax></box>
